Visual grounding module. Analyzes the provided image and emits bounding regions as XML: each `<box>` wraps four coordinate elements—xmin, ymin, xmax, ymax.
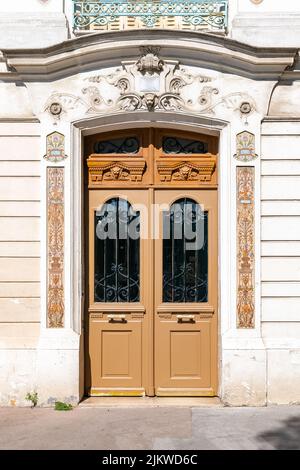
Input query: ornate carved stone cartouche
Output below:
<box><xmin>44</xmin><ymin>47</ymin><xmax>257</xmax><ymax>119</ymax></box>
<box><xmin>136</xmin><ymin>46</ymin><xmax>164</xmax><ymax>75</ymax></box>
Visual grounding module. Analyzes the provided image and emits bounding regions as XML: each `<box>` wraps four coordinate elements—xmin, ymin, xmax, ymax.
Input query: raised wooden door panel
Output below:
<box><xmin>89</xmin><ymin>315</ymin><xmax>143</xmax><ymax>395</ymax></box>
<box><xmin>154</xmin><ymin>189</ymin><xmax>218</xmax><ymax>396</ymax></box>
<box><xmin>155</xmin><ymin>315</ymin><xmax>214</xmax><ymax>396</ymax></box>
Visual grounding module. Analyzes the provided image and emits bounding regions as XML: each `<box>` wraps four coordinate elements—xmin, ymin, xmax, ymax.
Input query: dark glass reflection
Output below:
<box><xmin>163</xmin><ymin>136</ymin><xmax>208</xmax><ymax>154</ymax></box>
<box><xmin>163</xmin><ymin>198</ymin><xmax>208</xmax><ymax>303</ymax></box>
<box><xmin>94</xmin><ymin>198</ymin><xmax>140</xmax><ymax>302</ymax></box>
<box><xmin>94</xmin><ymin>137</ymin><xmax>139</xmax><ymax>154</ymax></box>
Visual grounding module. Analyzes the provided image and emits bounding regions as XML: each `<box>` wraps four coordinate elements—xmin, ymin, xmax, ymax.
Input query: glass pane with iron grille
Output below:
<box><xmin>93</xmin><ymin>137</ymin><xmax>140</xmax><ymax>154</ymax></box>
<box><xmin>163</xmin><ymin>198</ymin><xmax>208</xmax><ymax>303</ymax></box>
<box><xmin>163</xmin><ymin>136</ymin><xmax>208</xmax><ymax>154</ymax></box>
<box><xmin>94</xmin><ymin>198</ymin><xmax>140</xmax><ymax>302</ymax></box>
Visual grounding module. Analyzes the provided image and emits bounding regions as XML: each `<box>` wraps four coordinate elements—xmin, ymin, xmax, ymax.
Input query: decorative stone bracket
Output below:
<box><xmin>87</xmin><ymin>157</ymin><xmax>146</xmax><ymax>187</ymax></box>
<box><xmin>157</xmin><ymin>158</ymin><xmax>216</xmax><ymax>183</ymax></box>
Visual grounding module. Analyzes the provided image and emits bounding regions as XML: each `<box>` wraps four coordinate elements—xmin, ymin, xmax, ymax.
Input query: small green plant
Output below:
<box><xmin>25</xmin><ymin>391</ymin><xmax>38</xmax><ymax>408</ymax></box>
<box><xmin>54</xmin><ymin>401</ymin><xmax>73</xmax><ymax>411</ymax></box>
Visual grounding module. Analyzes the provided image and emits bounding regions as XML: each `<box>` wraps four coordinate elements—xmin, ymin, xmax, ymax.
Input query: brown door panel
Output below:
<box><xmin>155</xmin><ymin>316</ymin><xmax>215</xmax><ymax>396</ymax></box>
<box><xmin>89</xmin><ymin>315</ymin><xmax>144</xmax><ymax>396</ymax></box>
<box><xmin>154</xmin><ymin>189</ymin><xmax>218</xmax><ymax>396</ymax></box>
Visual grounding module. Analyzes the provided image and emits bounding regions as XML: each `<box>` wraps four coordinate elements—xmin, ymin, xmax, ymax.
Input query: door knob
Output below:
<box><xmin>176</xmin><ymin>314</ymin><xmax>195</xmax><ymax>323</ymax></box>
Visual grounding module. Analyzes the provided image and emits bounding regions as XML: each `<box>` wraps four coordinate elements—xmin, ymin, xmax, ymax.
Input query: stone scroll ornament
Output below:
<box><xmin>43</xmin><ymin>132</ymin><xmax>67</xmax><ymax>163</ymax></box>
<box><xmin>47</xmin><ymin>168</ymin><xmax>65</xmax><ymax>328</ymax></box>
<box><xmin>234</xmin><ymin>131</ymin><xmax>258</xmax><ymax>162</ymax></box>
<box><xmin>45</xmin><ymin>46</ymin><xmax>256</xmax><ymax>119</ymax></box>
<box><xmin>237</xmin><ymin>167</ymin><xmax>255</xmax><ymax>328</ymax></box>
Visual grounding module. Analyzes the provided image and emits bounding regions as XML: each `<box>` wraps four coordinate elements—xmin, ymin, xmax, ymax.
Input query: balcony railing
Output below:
<box><xmin>73</xmin><ymin>1</ymin><xmax>228</xmax><ymax>33</ymax></box>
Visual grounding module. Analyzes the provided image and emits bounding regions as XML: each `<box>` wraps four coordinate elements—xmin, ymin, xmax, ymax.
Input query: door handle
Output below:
<box><xmin>176</xmin><ymin>314</ymin><xmax>195</xmax><ymax>323</ymax></box>
<box><xmin>107</xmin><ymin>314</ymin><xmax>127</xmax><ymax>323</ymax></box>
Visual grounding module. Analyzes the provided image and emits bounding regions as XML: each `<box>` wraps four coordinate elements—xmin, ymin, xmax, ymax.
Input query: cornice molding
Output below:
<box><xmin>0</xmin><ymin>29</ymin><xmax>298</xmax><ymax>81</ymax></box>
<box><xmin>262</xmin><ymin>116</ymin><xmax>300</xmax><ymax>122</ymax></box>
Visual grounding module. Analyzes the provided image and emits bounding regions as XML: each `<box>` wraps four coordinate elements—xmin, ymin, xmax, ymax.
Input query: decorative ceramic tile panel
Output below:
<box><xmin>236</xmin><ymin>167</ymin><xmax>255</xmax><ymax>328</ymax></box>
<box><xmin>234</xmin><ymin>131</ymin><xmax>258</xmax><ymax>162</ymax></box>
<box><xmin>44</xmin><ymin>132</ymin><xmax>67</xmax><ymax>163</ymax></box>
<box><xmin>47</xmin><ymin>167</ymin><xmax>64</xmax><ymax>328</ymax></box>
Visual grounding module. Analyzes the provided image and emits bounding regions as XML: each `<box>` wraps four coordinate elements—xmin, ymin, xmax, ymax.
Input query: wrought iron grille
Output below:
<box><xmin>94</xmin><ymin>198</ymin><xmax>140</xmax><ymax>302</ymax></box>
<box><xmin>73</xmin><ymin>1</ymin><xmax>228</xmax><ymax>32</ymax></box>
<box><xmin>93</xmin><ymin>137</ymin><xmax>140</xmax><ymax>154</ymax></box>
<box><xmin>163</xmin><ymin>136</ymin><xmax>209</xmax><ymax>154</ymax></box>
<box><xmin>163</xmin><ymin>199</ymin><xmax>208</xmax><ymax>303</ymax></box>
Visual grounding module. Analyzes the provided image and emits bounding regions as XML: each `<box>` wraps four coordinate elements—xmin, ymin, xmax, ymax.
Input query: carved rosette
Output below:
<box><xmin>236</xmin><ymin>167</ymin><xmax>255</xmax><ymax>328</ymax></box>
<box><xmin>157</xmin><ymin>159</ymin><xmax>216</xmax><ymax>183</ymax></box>
<box><xmin>87</xmin><ymin>157</ymin><xmax>146</xmax><ymax>187</ymax></box>
<box><xmin>47</xmin><ymin>168</ymin><xmax>64</xmax><ymax>328</ymax></box>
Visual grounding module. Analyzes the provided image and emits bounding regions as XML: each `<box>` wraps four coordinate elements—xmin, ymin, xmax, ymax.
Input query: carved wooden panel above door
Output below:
<box><xmin>86</xmin><ymin>129</ymin><xmax>218</xmax><ymax>189</ymax></box>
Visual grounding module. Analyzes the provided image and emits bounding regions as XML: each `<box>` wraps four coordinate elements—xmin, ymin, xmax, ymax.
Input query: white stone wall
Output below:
<box><xmin>261</xmin><ymin>121</ymin><xmax>300</xmax><ymax>405</ymax></box>
<box><xmin>0</xmin><ymin>121</ymin><xmax>41</xmax><ymax>406</ymax></box>
<box><xmin>0</xmin><ymin>0</ymin><xmax>67</xmax><ymax>48</ymax></box>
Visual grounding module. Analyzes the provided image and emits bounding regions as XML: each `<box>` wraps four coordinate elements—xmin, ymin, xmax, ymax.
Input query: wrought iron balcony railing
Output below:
<box><xmin>73</xmin><ymin>1</ymin><xmax>228</xmax><ymax>33</ymax></box>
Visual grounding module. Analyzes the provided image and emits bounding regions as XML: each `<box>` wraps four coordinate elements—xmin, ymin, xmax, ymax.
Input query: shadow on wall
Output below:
<box><xmin>257</xmin><ymin>416</ymin><xmax>300</xmax><ymax>450</ymax></box>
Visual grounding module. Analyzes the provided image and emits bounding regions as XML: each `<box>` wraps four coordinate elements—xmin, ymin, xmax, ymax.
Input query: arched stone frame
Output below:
<box><xmin>35</xmin><ymin>110</ymin><xmax>264</xmax><ymax>405</ymax></box>
<box><xmin>66</xmin><ymin>110</ymin><xmax>262</xmax><ymax>400</ymax></box>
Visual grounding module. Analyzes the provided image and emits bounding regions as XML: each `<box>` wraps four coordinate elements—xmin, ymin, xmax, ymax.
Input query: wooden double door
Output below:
<box><xmin>85</xmin><ymin>129</ymin><xmax>218</xmax><ymax>397</ymax></box>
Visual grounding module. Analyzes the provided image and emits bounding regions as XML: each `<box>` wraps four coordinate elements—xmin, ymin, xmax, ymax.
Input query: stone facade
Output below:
<box><xmin>0</xmin><ymin>0</ymin><xmax>300</xmax><ymax>406</ymax></box>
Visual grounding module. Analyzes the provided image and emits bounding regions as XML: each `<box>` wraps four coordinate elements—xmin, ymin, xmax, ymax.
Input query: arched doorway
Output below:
<box><xmin>84</xmin><ymin>128</ymin><xmax>218</xmax><ymax>396</ymax></box>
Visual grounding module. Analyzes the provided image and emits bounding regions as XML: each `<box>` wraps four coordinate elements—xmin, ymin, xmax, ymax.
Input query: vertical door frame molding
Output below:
<box><xmin>56</xmin><ymin>110</ymin><xmax>264</xmax><ymax>400</ymax></box>
<box><xmin>36</xmin><ymin>122</ymin><xmax>79</xmax><ymax>405</ymax></box>
<box><xmin>70</xmin><ymin>112</ymin><xmax>231</xmax><ymax>398</ymax></box>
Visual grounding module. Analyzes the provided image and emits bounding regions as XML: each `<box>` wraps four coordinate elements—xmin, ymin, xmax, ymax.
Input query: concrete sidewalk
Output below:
<box><xmin>0</xmin><ymin>404</ymin><xmax>299</xmax><ymax>450</ymax></box>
